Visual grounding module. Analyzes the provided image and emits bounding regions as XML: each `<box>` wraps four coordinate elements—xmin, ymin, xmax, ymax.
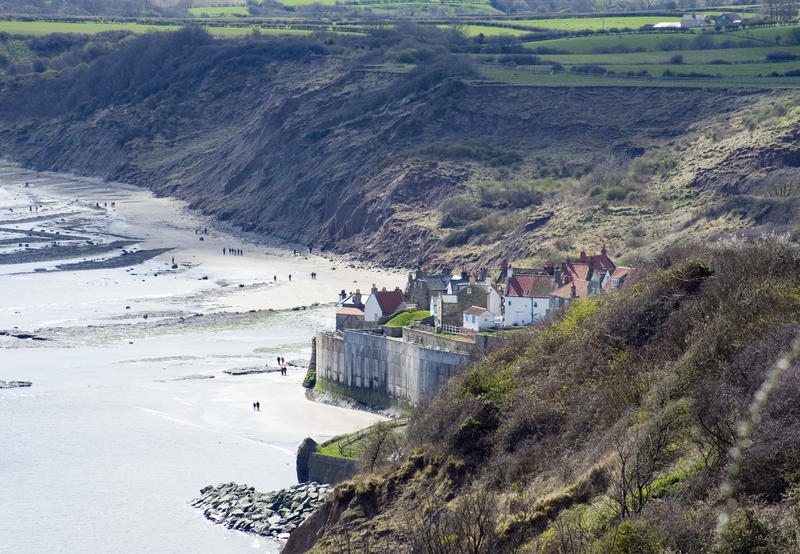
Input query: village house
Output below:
<box><xmin>430</xmin><ymin>273</ymin><xmax>501</xmax><ymax>330</ymax></box>
<box><xmin>603</xmin><ymin>266</ymin><xmax>634</xmax><ymax>290</ymax></box>
<box><xmin>504</xmin><ymin>273</ymin><xmax>557</xmax><ymax>326</ymax></box>
<box><xmin>407</xmin><ymin>267</ymin><xmax>453</xmax><ymax>308</ymax></box>
<box><xmin>335</xmin><ymin>289</ymin><xmax>367</xmax><ymax>331</ymax></box>
<box><xmin>462</xmin><ymin>306</ymin><xmax>495</xmax><ymax>332</ymax></box>
<box><xmin>549</xmin><ymin>248</ymin><xmax>614</xmax><ymax>311</ymax></box>
<box><xmin>364</xmin><ymin>285</ymin><xmax>404</xmax><ymax>322</ymax></box>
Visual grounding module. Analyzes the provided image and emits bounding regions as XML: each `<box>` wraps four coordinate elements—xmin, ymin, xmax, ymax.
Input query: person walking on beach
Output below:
<box><xmin>256</xmin><ymin>401</ymin><xmax>260</xmax><ymax>411</ymax></box>
<box><xmin>252</xmin><ymin>402</ymin><xmax>257</xmax><ymax>412</ymax></box>
<box><xmin>273</xmin><ymin>275</ymin><xmax>276</xmax><ymax>282</ymax></box>
<box><xmin>288</xmin><ymin>274</ymin><xmax>292</xmax><ymax>282</ymax></box>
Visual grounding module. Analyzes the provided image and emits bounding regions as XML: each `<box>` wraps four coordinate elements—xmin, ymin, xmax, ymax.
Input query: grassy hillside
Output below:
<box><xmin>289</xmin><ymin>239</ymin><xmax>800</xmax><ymax>553</ymax></box>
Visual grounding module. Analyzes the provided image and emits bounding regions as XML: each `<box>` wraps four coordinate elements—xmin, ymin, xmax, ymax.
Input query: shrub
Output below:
<box><xmin>605</xmin><ymin>186</ymin><xmax>631</xmax><ymax>202</ymax></box>
<box><xmin>670</xmin><ymin>54</ymin><xmax>684</xmax><ymax>64</ymax></box>
<box><xmin>766</xmin><ymin>51</ymin><xmax>799</xmax><ymax>61</ymax></box>
<box><xmin>439</xmin><ymin>195</ymin><xmax>484</xmax><ymax>228</ymax></box>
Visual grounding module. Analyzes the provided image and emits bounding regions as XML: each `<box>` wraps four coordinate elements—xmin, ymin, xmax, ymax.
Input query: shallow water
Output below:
<box><xmin>0</xmin><ymin>164</ymin><xmax>393</xmax><ymax>553</ymax></box>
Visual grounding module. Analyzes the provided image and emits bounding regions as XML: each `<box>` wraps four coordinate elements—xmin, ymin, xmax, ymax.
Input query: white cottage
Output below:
<box><xmin>463</xmin><ymin>306</ymin><xmax>495</xmax><ymax>332</ymax></box>
<box><xmin>504</xmin><ymin>274</ymin><xmax>556</xmax><ymax>326</ymax></box>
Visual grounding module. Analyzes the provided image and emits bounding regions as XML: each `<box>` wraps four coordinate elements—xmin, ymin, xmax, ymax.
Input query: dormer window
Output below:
<box><xmin>612</xmin><ymin>278</ymin><xmax>619</xmax><ymax>287</ymax></box>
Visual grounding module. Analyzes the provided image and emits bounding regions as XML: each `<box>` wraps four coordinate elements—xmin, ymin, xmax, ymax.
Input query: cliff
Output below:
<box><xmin>1</xmin><ymin>28</ymin><xmax>795</xmax><ymax>268</ymax></box>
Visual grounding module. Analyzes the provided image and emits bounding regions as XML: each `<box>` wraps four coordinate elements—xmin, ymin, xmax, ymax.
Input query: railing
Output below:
<box><xmin>337</xmin><ymin>419</ymin><xmax>408</xmax><ymax>457</ymax></box>
<box><xmin>441</xmin><ymin>324</ymin><xmax>463</xmax><ymax>335</ymax></box>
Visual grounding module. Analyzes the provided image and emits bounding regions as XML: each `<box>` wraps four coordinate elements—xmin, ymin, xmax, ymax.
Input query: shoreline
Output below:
<box><xmin>0</xmin><ymin>162</ymin><xmax>399</xmax><ymax>553</ymax></box>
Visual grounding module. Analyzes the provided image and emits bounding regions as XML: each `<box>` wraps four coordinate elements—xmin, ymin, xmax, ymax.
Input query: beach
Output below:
<box><xmin>0</xmin><ymin>161</ymin><xmax>406</xmax><ymax>553</ymax></box>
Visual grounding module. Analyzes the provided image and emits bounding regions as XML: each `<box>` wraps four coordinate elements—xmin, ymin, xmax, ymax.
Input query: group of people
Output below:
<box><xmin>276</xmin><ymin>356</ymin><xmax>288</xmax><ymax>376</ymax></box>
<box><xmin>224</xmin><ymin>248</ymin><xmax>243</xmax><ymax>256</ymax></box>
<box><xmin>252</xmin><ymin>401</ymin><xmax>261</xmax><ymax>412</ymax></box>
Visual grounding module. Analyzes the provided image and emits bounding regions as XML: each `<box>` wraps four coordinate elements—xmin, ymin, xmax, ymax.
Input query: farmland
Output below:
<box><xmin>188</xmin><ymin>6</ymin><xmax>250</xmax><ymax>17</ymax></box>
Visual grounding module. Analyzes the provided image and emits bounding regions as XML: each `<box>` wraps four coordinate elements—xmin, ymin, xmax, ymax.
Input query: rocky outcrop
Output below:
<box><xmin>0</xmin><ymin>380</ymin><xmax>32</xmax><ymax>388</ymax></box>
<box><xmin>190</xmin><ymin>481</ymin><xmax>332</xmax><ymax>540</ymax></box>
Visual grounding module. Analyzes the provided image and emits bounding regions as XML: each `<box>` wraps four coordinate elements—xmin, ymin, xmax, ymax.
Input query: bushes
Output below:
<box><xmin>423</xmin><ymin>139</ymin><xmax>522</xmax><ymax>167</ymax></box>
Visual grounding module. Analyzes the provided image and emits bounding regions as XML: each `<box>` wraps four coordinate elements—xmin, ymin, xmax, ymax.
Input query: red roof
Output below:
<box><xmin>603</xmin><ymin>267</ymin><xmax>633</xmax><ymax>290</ymax></box>
<box><xmin>337</xmin><ymin>307</ymin><xmax>365</xmax><ymax>316</ymax></box>
<box><xmin>373</xmin><ymin>290</ymin><xmax>404</xmax><ymax>315</ymax></box>
<box><xmin>551</xmin><ymin>280</ymin><xmax>590</xmax><ymax>300</ymax></box>
<box><xmin>506</xmin><ymin>275</ymin><xmax>556</xmax><ymax>298</ymax></box>
<box><xmin>563</xmin><ymin>262</ymin><xmax>590</xmax><ymax>282</ymax></box>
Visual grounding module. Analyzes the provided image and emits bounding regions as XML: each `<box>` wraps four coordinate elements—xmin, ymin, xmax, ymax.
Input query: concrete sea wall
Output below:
<box><xmin>315</xmin><ymin>328</ymin><xmax>468</xmax><ymax>407</ymax></box>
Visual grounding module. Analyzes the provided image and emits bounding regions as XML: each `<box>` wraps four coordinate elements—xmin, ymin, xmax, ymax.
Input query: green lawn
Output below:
<box><xmin>189</xmin><ymin>6</ymin><xmax>250</xmax><ymax>17</ymax></box>
<box><xmin>385</xmin><ymin>310</ymin><xmax>430</xmax><ymax>327</ymax></box>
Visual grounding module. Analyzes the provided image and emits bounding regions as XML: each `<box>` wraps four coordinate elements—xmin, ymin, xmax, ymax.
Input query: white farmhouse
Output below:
<box><xmin>504</xmin><ymin>274</ymin><xmax>556</xmax><ymax>326</ymax></box>
<box><xmin>463</xmin><ymin>306</ymin><xmax>495</xmax><ymax>332</ymax></box>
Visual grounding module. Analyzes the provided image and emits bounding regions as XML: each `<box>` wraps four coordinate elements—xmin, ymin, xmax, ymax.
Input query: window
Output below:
<box><xmin>524</xmin><ymin>290</ymin><xmax>529</xmax><ymax>296</ymax></box>
<box><xmin>534</xmin><ymin>302</ymin><xmax>538</xmax><ymax>307</ymax></box>
<box><xmin>612</xmin><ymin>278</ymin><xmax>619</xmax><ymax>288</ymax></box>
<box><xmin>507</xmin><ymin>300</ymin><xmax>511</xmax><ymax>306</ymax></box>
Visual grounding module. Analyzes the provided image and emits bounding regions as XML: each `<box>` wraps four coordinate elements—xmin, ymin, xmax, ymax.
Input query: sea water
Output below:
<box><xmin>0</xmin><ymin>164</ymin><xmax>389</xmax><ymax>553</ymax></box>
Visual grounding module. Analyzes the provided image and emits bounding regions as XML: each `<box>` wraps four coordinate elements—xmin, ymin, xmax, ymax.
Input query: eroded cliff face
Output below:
<box><xmin>0</xmin><ymin>33</ymin><xmax>792</xmax><ymax>266</ymax></box>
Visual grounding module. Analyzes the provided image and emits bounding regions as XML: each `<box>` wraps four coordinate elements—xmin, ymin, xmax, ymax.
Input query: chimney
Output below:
<box><xmin>461</xmin><ymin>266</ymin><xmax>468</xmax><ymax>280</ymax></box>
<box><xmin>408</xmin><ymin>272</ymin><xmax>414</xmax><ymax>282</ymax></box>
<box><xmin>579</xmin><ymin>251</ymin><xmax>587</xmax><ymax>262</ymax></box>
<box><xmin>442</xmin><ymin>264</ymin><xmax>451</xmax><ymax>275</ymax></box>
<box><xmin>394</xmin><ymin>286</ymin><xmax>401</xmax><ymax>292</ymax></box>
<box><xmin>339</xmin><ymin>289</ymin><xmax>346</xmax><ymax>301</ymax></box>
<box><xmin>507</xmin><ymin>265</ymin><xmax>513</xmax><ymax>280</ymax></box>
<box><xmin>381</xmin><ymin>287</ymin><xmax>387</xmax><ymax>292</ymax></box>
<box><xmin>554</xmin><ymin>266</ymin><xmax>562</xmax><ymax>286</ymax></box>
<box><xmin>601</xmin><ymin>244</ymin><xmax>607</xmax><ymax>256</ymax></box>
<box><xmin>354</xmin><ymin>289</ymin><xmax>362</xmax><ymax>306</ymax></box>
<box><xmin>570</xmin><ymin>284</ymin><xmax>576</xmax><ymax>298</ymax></box>
<box><xmin>501</xmin><ymin>258</ymin><xmax>508</xmax><ymax>270</ymax></box>
<box><xmin>469</xmin><ymin>273</ymin><xmax>476</xmax><ymax>286</ymax></box>
<box><xmin>371</xmin><ymin>283</ymin><xmax>378</xmax><ymax>293</ymax></box>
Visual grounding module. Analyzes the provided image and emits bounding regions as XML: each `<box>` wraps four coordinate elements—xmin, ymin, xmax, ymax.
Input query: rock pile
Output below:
<box><xmin>0</xmin><ymin>380</ymin><xmax>32</xmax><ymax>388</ymax></box>
<box><xmin>191</xmin><ymin>481</ymin><xmax>332</xmax><ymax>540</ymax></box>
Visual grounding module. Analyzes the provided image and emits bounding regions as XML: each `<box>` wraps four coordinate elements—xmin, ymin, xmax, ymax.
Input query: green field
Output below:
<box><xmin>477</xmin><ymin>63</ymin><xmax>800</xmax><ymax>87</ymax></box>
<box><xmin>524</xmin><ymin>25</ymin><xmax>800</xmax><ymax>54</ymax></box>
<box><xmin>0</xmin><ymin>20</ymin><xmax>182</xmax><ymax>35</ymax></box>
<box><xmin>0</xmin><ymin>19</ymin><xmax>338</xmax><ymax>37</ymax></box>
<box><xmin>442</xmin><ymin>24</ymin><xmax>535</xmax><ymax>37</ymax></box>
<box><xmin>189</xmin><ymin>6</ymin><xmax>249</xmax><ymax>17</ymax></box>
<box><xmin>538</xmin><ymin>45</ymin><xmax>800</xmax><ymax>64</ymax></box>
<box><xmin>510</xmin><ymin>16</ymin><xmax>682</xmax><ymax>31</ymax></box>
